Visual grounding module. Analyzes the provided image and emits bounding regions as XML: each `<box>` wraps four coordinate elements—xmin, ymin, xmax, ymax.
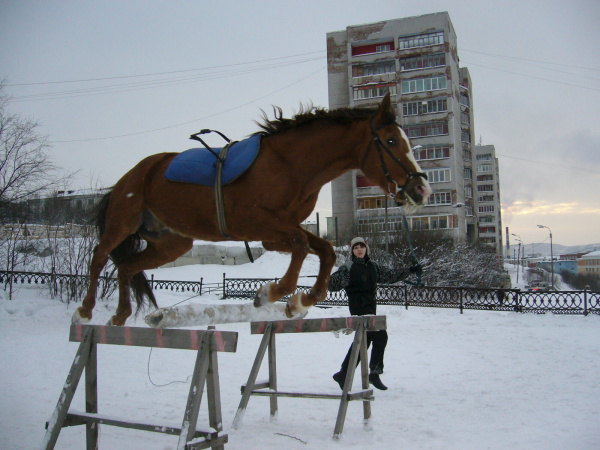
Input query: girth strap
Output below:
<box><xmin>213</xmin><ymin>141</ymin><xmax>255</xmax><ymax>263</ymax></box>
<box><xmin>214</xmin><ymin>142</ymin><xmax>233</xmax><ymax>239</ymax></box>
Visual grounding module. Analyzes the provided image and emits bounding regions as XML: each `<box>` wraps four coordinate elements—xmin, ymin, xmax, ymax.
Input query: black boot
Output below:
<box><xmin>332</xmin><ymin>371</ymin><xmax>345</xmax><ymax>390</ymax></box>
<box><xmin>369</xmin><ymin>372</ymin><xmax>388</xmax><ymax>390</ymax></box>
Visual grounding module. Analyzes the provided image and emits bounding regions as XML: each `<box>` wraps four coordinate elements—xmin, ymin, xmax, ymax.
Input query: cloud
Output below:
<box><xmin>503</xmin><ymin>200</ymin><xmax>600</xmax><ymax>216</ymax></box>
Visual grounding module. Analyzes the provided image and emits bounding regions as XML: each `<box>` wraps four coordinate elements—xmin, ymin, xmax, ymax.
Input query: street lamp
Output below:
<box><xmin>511</xmin><ymin>233</ymin><xmax>522</xmax><ymax>285</ymax></box>
<box><xmin>537</xmin><ymin>224</ymin><xmax>554</xmax><ymax>289</ymax></box>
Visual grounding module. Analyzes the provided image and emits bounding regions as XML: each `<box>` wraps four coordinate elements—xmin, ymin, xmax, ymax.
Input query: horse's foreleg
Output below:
<box><xmin>285</xmin><ymin>232</ymin><xmax>336</xmax><ymax>316</ymax></box>
<box><xmin>255</xmin><ymin>232</ymin><xmax>309</xmax><ymax>307</ymax></box>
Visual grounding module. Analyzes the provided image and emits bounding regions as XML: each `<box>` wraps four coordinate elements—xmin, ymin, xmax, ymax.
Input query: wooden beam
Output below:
<box><xmin>70</xmin><ymin>324</ymin><xmax>237</xmax><ymax>352</ymax></box>
<box><xmin>250</xmin><ymin>315</ymin><xmax>386</xmax><ymax>334</ymax></box>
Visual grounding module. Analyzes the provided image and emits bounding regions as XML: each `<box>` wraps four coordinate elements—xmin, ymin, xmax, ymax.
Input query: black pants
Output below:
<box><xmin>339</xmin><ymin>329</ymin><xmax>388</xmax><ymax>375</ymax></box>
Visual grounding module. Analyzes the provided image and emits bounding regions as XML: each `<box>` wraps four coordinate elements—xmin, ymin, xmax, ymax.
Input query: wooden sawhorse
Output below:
<box><xmin>233</xmin><ymin>315</ymin><xmax>386</xmax><ymax>439</ymax></box>
<box><xmin>42</xmin><ymin>324</ymin><xmax>237</xmax><ymax>450</ymax></box>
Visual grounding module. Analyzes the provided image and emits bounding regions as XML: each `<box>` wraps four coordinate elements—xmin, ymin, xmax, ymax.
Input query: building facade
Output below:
<box><xmin>327</xmin><ymin>12</ymin><xmax>492</xmax><ymax>249</ymax></box>
<box><xmin>474</xmin><ymin>144</ymin><xmax>503</xmax><ymax>255</ymax></box>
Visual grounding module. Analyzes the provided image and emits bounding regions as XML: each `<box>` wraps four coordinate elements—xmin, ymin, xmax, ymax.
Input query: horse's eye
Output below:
<box><xmin>386</xmin><ymin>137</ymin><xmax>397</xmax><ymax>146</ymax></box>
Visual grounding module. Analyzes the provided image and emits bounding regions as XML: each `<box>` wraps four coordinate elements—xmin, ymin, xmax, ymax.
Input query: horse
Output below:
<box><xmin>74</xmin><ymin>93</ymin><xmax>432</xmax><ymax>326</ymax></box>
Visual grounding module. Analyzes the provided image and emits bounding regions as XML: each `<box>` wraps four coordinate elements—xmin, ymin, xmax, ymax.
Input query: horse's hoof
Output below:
<box><xmin>72</xmin><ymin>308</ymin><xmax>91</xmax><ymax>324</ymax></box>
<box><xmin>254</xmin><ymin>283</ymin><xmax>273</xmax><ymax>307</ymax></box>
<box><xmin>144</xmin><ymin>311</ymin><xmax>164</xmax><ymax>328</ymax></box>
<box><xmin>286</xmin><ymin>293</ymin><xmax>310</xmax><ymax>316</ymax></box>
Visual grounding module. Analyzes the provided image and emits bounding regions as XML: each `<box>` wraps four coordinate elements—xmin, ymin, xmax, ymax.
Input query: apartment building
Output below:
<box><xmin>326</xmin><ymin>12</ymin><xmax>481</xmax><ymax>246</ymax></box>
<box><xmin>474</xmin><ymin>144</ymin><xmax>504</xmax><ymax>256</ymax></box>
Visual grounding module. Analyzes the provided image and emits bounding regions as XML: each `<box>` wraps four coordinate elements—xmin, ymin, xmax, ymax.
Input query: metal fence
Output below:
<box><xmin>2</xmin><ymin>270</ymin><xmax>599</xmax><ymax>316</ymax></box>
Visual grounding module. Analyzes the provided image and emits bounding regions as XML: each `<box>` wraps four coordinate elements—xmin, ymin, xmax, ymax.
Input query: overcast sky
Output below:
<box><xmin>1</xmin><ymin>0</ymin><xmax>599</xmax><ymax>246</ymax></box>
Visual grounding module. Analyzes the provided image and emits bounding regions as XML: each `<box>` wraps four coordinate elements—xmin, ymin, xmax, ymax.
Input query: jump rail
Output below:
<box><xmin>42</xmin><ymin>324</ymin><xmax>237</xmax><ymax>450</ymax></box>
<box><xmin>233</xmin><ymin>315</ymin><xmax>386</xmax><ymax>440</ymax></box>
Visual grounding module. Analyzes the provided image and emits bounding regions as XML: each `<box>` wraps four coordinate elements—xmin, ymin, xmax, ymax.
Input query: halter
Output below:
<box><xmin>367</xmin><ymin>119</ymin><xmax>427</xmax><ymax>198</ymax></box>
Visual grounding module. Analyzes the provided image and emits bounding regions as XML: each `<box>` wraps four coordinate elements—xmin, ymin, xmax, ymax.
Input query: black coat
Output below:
<box><xmin>329</xmin><ymin>256</ymin><xmax>408</xmax><ymax>316</ymax></box>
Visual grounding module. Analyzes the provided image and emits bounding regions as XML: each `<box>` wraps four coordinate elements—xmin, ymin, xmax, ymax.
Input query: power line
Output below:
<box><xmin>5</xmin><ymin>50</ymin><xmax>326</xmax><ymax>86</ymax></box>
<box><xmin>497</xmin><ymin>153</ymin><xmax>599</xmax><ymax>175</ymax></box>
<box><xmin>49</xmin><ymin>66</ymin><xmax>325</xmax><ymax>144</ymax></box>
<box><xmin>9</xmin><ymin>56</ymin><xmax>324</xmax><ymax>102</ymax></box>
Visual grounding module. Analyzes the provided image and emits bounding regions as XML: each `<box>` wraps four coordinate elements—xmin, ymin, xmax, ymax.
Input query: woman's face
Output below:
<box><xmin>352</xmin><ymin>243</ymin><xmax>367</xmax><ymax>258</ymax></box>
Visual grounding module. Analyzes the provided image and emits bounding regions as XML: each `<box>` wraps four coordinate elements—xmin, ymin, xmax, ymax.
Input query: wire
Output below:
<box><xmin>147</xmin><ymin>347</ymin><xmax>192</xmax><ymax>387</ymax></box>
<box><xmin>5</xmin><ymin>50</ymin><xmax>325</xmax><ymax>87</ymax></box>
<box><xmin>49</xmin><ymin>65</ymin><xmax>325</xmax><ymax>143</ymax></box>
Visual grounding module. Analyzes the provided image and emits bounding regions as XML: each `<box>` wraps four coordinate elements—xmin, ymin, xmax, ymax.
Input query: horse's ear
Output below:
<box><xmin>373</xmin><ymin>93</ymin><xmax>393</xmax><ymax>128</ymax></box>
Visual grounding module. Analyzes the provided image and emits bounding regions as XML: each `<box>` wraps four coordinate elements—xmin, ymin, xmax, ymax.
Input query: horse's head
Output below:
<box><xmin>360</xmin><ymin>94</ymin><xmax>431</xmax><ymax>209</ymax></box>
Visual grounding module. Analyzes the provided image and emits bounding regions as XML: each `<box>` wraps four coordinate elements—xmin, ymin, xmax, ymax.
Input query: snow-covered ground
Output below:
<box><xmin>1</xmin><ymin>250</ymin><xmax>599</xmax><ymax>449</ymax></box>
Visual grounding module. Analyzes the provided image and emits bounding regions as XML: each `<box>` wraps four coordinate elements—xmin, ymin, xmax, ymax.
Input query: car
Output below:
<box><xmin>526</xmin><ymin>280</ymin><xmax>550</xmax><ymax>292</ymax></box>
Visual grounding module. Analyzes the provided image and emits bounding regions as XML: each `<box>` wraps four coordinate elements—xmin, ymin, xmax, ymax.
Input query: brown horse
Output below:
<box><xmin>74</xmin><ymin>94</ymin><xmax>431</xmax><ymax>326</ymax></box>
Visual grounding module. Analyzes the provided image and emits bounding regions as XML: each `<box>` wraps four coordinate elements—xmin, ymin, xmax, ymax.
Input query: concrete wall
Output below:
<box><xmin>161</xmin><ymin>243</ymin><xmax>265</xmax><ymax>267</ymax></box>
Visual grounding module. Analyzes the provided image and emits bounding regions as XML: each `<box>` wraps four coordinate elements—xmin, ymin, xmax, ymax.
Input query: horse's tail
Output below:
<box><xmin>96</xmin><ymin>190</ymin><xmax>157</xmax><ymax>311</ymax></box>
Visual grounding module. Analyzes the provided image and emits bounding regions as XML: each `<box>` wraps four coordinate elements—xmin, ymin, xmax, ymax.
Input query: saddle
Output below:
<box><xmin>165</xmin><ymin>134</ymin><xmax>262</xmax><ymax>186</ymax></box>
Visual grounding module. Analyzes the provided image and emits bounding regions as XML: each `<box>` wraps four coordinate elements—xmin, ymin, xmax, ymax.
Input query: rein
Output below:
<box><xmin>368</xmin><ymin>120</ymin><xmax>427</xmax><ymax>198</ymax></box>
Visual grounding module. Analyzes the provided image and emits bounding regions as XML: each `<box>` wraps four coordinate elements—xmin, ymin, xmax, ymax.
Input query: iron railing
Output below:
<box><xmin>2</xmin><ymin>270</ymin><xmax>599</xmax><ymax>316</ymax></box>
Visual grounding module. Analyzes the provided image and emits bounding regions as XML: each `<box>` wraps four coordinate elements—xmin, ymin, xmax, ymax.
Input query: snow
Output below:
<box><xmin>1</xmin><ymin>250</ymin><xmax>600</xmax><ymax>449</ymax></box>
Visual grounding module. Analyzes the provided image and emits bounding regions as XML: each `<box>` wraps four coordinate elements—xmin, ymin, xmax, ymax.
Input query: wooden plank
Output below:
<box><xmin>267</xmin><ymin>329</ymin><xmax>278</xmax><ymax>418</ymax></box>
<box><xmin>70</xmin><ymin>324</ymin><xmax>237</xmax><ymax>352</ymax></box>
<box><xmin>333</xmin><ymin>321</ymin><xmax>364</xmax><ymax>439</ymax></box>
<box><xmin>84</xmin><ymin>341</ymin><xmax>98</xmax><ymax>450</ymax></box>
<box><xmin>233</xmin><ymin>324</ymin><xmax>272</xmax><ymax>429</ymax></box>
<box><xmin>240</xmin><ymin>381</ymin><xmax>270</xmax><ymax>392</ymax></box>
<box><xmin>42</xmin><ymin>328</ymin><xmax>93</xmax><ymax>450</ymax></box>
<box><xmin>178</xmin><ymin>335</ymin><xmax>211</xmax><ymax>450</ymax></box>
<box><xmin>248</xmin><ymin>389</ymin><xmax>374</xmax><ymax>401</ymax></box>
<box><xmin>205</xmin><ymin>326</ymin><xmax>225</xmax><ymax>450</ymax></box>
<box><xmin>186</xmin><ymin>433</ymin><xmax>228</xmax><ymax>450</ymax></box>
<box><xmin>250</xmin><ymin>315</ymin><xmax>386</xmax><ymax>334</ymax></box>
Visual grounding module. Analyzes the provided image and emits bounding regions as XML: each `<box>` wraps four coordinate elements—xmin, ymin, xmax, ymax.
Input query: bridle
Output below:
<box><xmin>365</xmin><ymin>119</ymin><xmax>427</xmax><ymax>198</ymax></box>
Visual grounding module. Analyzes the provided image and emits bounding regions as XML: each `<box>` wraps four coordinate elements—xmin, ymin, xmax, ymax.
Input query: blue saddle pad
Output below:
<box><xmin>164</xmin><ymin>134</ymin><xmax>262</xmax><ymax>186</ymax></box>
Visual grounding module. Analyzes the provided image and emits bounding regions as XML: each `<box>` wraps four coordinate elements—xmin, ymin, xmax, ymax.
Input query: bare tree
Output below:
<box><xmin>0</xmin><ymin>84</ymin><xmax>66</xmax><ymax>208</ymax></box>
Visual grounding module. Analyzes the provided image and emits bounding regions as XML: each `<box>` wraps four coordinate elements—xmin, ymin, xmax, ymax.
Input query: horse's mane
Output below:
<box><xmin>254</xmin><ymin>104</ymin><xmax>394</xmax><ymax>136</ymax></box>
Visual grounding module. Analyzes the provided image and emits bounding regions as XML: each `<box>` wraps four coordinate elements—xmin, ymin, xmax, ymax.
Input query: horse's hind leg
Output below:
<box><xmin>73</xmin><ymin>232</ymin><xmax>127</xmax><ymax>323</ymax></box>
<box><xmin>108</xmin><ymin>232</ymin><xmax>193</xmax><ymax>326</ymax></box>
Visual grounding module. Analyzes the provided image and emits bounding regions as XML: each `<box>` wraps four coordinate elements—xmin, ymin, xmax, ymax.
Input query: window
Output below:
<box><xmin>402</xmin><ymin>97</ymin><xmax>448</xmax><ymax>116</ymax></box>
<box><xmin>465</xmin><ymin>186</ymin><xmax>473</xmax><ymax>198</ymax></box>
<box><xmin>427</xmin><ymin>192</ymin><xmax>452</xmax><ymax>205</ymax></box>
<box><xmin>478</xmin><ymin>205</ymin><xmax>495</xmax><ymax>213</ymax></box>
<box><xmin>460</xmin><ymin>94</ymin><xmax>470</xmax><ymax>108</ymax></box>
<box><xmin>413</xmin><ymin>145</ymin><xmax>450</xmax><ymax>161</ymax></box>
<box><xmin>476</xmin><ymin>174</ymin><xmax>493</xmax><ymax>182</ymax></box>
<box><xmin>480</xmin><ymin>215</ymin><xmax>494</xmax><ymax>223</ymax></box>
<box><xmin>477</xmin><ymin>164</ymin><xmax>493</xmax><ymax>173</ymax></box>
<box><xmin>352</xmin><ymin>41</ymin><xmax>395</xmax><ymax>56</ymax></box>
<box><xmin>464</xmin><ymin>167</ymin><xmax>472</xmax><ymax>180</ymax></box>
<box><xmin>476</xmin><ymin>153</ymin><xmax>493</xmax><ymax>161</ymax></box>
<box><xmin>352</xmin><ymin>60</ymin><xmax>396</xmax><ymax>77</ymax></box>
<box><xmin>410</xmin><ymin>215</ymin><xmax>454</xmax><ymax>230</ymax></box>
<box><xmin>477</xmin><ymin>184</ymin><xmax>494</xmax><ymax>192</ymax></box>
<box><xmin>399</xmin><ymin>53</ymin><xmax>445</xmax><ymax>71</ymax></box>
<box><xmin>461</xmin><ymin>130</ymin><xmax>471</xmax><ymax>143</ymax></box>
<box><xmin>404</xmin><ymin>121</ymin><xmax>448</xmax><ymax>138</ymax></box>
<box><xmin>461</xmin><ymin>111</ymin><xmax>470</xmax><ymax>125</ymax></box>
<box><xmin>401</xmin><ymin>76</ymin><xmax>447</xmax><ymax>94</ymax></box>
<box><xmin>398</xmin><ymin>31</ymin><xmax>444</xmax><ymax>50</ymax></box>
<box><xmin>353</xmin><ymin>84</ymin><xmax>396</xmax><ymax>100</ymax></box>
<box><xmin>424</xmin><ymin>168</ymin><xmax>451</xmax><ymax>183</ymax></box>
<box><xmin>478</xmin><ymin>194</ymin><xmax>494</xmax><ymax>202</ymax></box>
<box><xmin>479</xmin><ymin>226</ymin><xmax>496</xmax><ymax>234</ymax></box>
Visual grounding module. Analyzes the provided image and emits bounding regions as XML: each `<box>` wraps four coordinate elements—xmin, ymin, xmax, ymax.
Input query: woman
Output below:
<box><xmin>328</xmin><ymin>237</ymin><xmax>420</xmax><ymax>390</ymax></box>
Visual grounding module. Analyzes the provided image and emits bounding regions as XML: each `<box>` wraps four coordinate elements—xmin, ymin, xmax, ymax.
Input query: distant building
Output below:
<box><xmin>12</xmin><ymin>188</ymin><xmax>109</xmax><ymax>225</ymax></box>
<box><xmin>474</xmin><ymin>144</ymin><xmax>503</xmax><ymax>256</ymax></box>
<box><xmin>326</xmin><ymin>12</ymin><xmax>503</xmax><ymax>253</ymax></box>
<box><xmin>579</xmin><ymin>251</ymin><xmax>600</xmax><ymax>276</ymax></box>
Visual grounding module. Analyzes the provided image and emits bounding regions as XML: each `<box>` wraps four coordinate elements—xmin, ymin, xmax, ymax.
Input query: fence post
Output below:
<box><xmin>150</xmin><ymin>274</ymin><xmax>154</xmax><ymax>290</ymax></box>
<box><xmin>583</xmin><ymin>286</ymin><xmax>588</xmax><ymax>316</ymax></box>
<box><xmin>459</xmin><ymin>288</ymin><xmax>464</xmax><ymax>314</ymax></box>
<box><xmin>199</xmin><ymin>277</ymin><xmax>203</xmax><ymax>295</ymax></box>
<box><xmin>222</xmin><ymin>272</ymin><xmax>226</xmax><ymax>299</ymax></box>
<box><xmin>404</xmin><ymin>284</ymin><xmax>409</xmax><ymax>310</ymax></box>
